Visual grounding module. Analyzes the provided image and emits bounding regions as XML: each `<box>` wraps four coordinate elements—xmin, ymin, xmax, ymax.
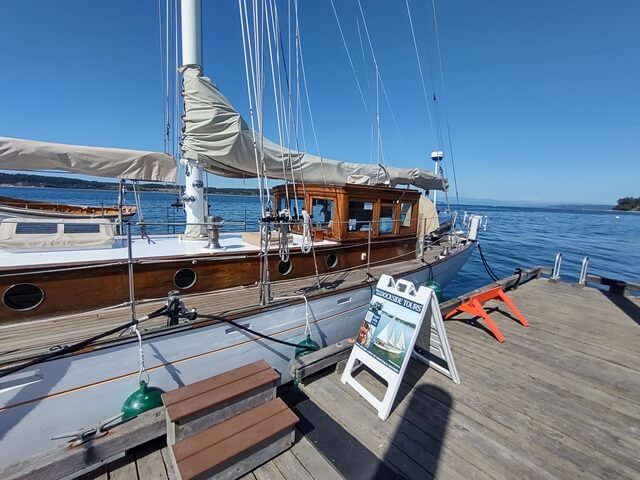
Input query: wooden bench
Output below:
<box><xmin>163</xmin><ymin>360</ymin><xmax>280</xmax><ymax>444</ymax></box>
<box><xmin>170</xmin><ymin>398</ymin><xmax>299</xmax><ymax>480</ymax></box>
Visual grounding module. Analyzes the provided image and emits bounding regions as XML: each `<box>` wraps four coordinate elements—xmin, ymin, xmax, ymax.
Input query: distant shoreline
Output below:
<box><xmin>0</xmin><ymin>185</ymin><xmax>261</xmax><ymax>197</ymax></box>
<box><xmin>0</xmin><ymin>173</ymin><xmax>263</xmax><ymax>196</ymax></box>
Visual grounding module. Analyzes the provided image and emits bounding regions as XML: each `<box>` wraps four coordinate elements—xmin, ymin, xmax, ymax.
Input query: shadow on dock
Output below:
<box><xmin>601</xmin><ymin>290</ymin><xmax>640</xmax><ymax>326</ymax></box>
<box><xmin>282</xmin><ymin>360</ymin><xmax>452</xmax><ymax>479</ymax></box>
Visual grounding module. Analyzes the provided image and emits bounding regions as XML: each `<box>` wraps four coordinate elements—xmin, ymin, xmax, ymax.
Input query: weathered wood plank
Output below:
<box><xmin>252</xmin><ymin>461</ymin><xmax>286</xmax><ymax>480</ymax></box>
<box><xmin>400</xmin><ymin>361</ymin><xmax>632</xmax><ymax>480</ymax></box>
<box><xmin>0</xmin><ymin>407</ymin><xmax>165</xmax><ymax>480</ymax></box>
<box><xmin>288</xmin><ymin>338</ymin><xmax>354</xmax><ymax>384</ymax></box>
<box><xmin>271</xmin><ymin>450</ymin><xmax>314</xmax><ymax>480</ymax></box>
<box><xmin>107</xmin><ymin>454</ymin><xmax>138</xmax><ymax>480</ymax></box>
<box><xmin>289</xmin><ymin>433</ymin><xmax>341</xmax><ymax>480</ymax></box>
<box><xmin>135</xmin><ymin>442</ymin><xmax>168</xmax><ymax>480</ymax></box>
<box><xmin>160</xmin><ymin>446</ymin><xmax>177</xmax><ymax>480</ymax></box>
<box><xmin>304</xmin><ymin>374</ymin><xmax>454</xmax><ymax>480</ymax></box>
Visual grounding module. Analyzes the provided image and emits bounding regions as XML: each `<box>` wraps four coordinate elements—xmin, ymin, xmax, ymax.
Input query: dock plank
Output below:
<box><xmin>271</xmin><ymin>450</ymin><xmax>314</xmax><ymax>480</ymax></box>
<box><xmin>135</xmin><ymin>442</ymin><xmax>169</xmax><ymax>480</ymax></box>
<box><xmin>289</xmin><ymin>433</ymin><xmax>342</xmax><ymax>480</ymax></box>
<box><xmin>252</xmin><ymin>461</ymin><xmax>286</xmax><ymax>480</ymax></box>
<box><xmin>66</xmin><ymin>277</ymin><xmax>640</xmax><ymax>480</ymax></box>
<box><xmin>107</xmin><ymin>454</ymin><xmax>138</xmax><ymax>480</ymax></box>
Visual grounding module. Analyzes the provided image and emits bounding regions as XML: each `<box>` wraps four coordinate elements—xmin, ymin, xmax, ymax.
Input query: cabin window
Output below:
<box><xmin>3</xmin><ymin>284</ymin><xmax>45</xmax><ymax>311</ymax></box>
<box><xmin>15</xmin><ymin>223</ymin><xmax>57</xmax><ymax>234</ymax></box>
<box><xmin>311</xmin><ymin>198</ymin><xmax>335</xmax><ymax>230</ymax></box>
<box><xmin>276</xmin><ymin>195</ymin><xmax>305</xmax><ymax>219</ymax></box>
<box><xmin>379</xmin><ymin>204</ymin><xmax>396</xmax><ymax>234</ymax></box>
<box><xmin>278</xmin><ymin>259</ymin><xmax>293</xmax><ymax>275</ymax></box>
<box><xmin>326</xmin><ymin>253</ymin><xmax>338</xmax><ymax>269</ymax></box>
<box><xmin>64</xmin><ymin>223</ymin><xmax>102</xmax><ymax>234</ymax></box>
<box><xmin>348</xmin><ymin>201</ymin><xmax>374</xmax><ymax>232</ymax></box>
<box><xmin>174</xmin><ymin>268</ymin><xmax>197</xmax><ymax>289</ymax></box>
<box><xmin>400</xmin><ymin>202</ymin><xmax>413</xmax><ymax>230</ymax></box>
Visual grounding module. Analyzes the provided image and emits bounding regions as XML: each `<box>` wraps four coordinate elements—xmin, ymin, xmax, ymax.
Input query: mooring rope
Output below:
<box><xmin>477</xmin><ymin>243</ymin><xmax>500</xmax><ymax>282</ymax></box>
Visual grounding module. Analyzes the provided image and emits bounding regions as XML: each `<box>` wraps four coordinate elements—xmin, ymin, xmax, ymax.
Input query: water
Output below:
<box><xmin>2</xmin><ymin>187</ymin><xmax>638</xmax><ymax>298</ymax></box>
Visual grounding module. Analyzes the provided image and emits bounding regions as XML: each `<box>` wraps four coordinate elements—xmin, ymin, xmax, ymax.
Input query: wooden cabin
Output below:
<box><xmin>272</xmin><ymin>183</ymin><xmax>421</xmax><ymax>242</ymax></box>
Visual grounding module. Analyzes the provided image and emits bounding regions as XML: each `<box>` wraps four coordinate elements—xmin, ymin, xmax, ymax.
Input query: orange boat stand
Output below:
<box><xmin>444</xmin><ymin>285</ymin><xmax>529</xmax><ymax>343</ymax></box>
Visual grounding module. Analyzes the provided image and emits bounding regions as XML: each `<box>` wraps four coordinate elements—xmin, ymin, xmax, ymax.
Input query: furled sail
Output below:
<box><xmin>0</xmin><ymin>137</ymin><xmax>177</xmax><ymax>183</ymax></box>
<box><xmin>181</xmin><ymin>66</ymin><xmax>448</xmax><ymax>191</ymax></box>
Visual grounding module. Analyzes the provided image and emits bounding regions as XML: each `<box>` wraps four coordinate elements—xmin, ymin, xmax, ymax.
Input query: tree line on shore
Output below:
<box><xmin>0</xmin><ymin>172</ymin><xmax>262</xmax><ymax>196</ymax></box>
<box><xmin>613</xmin><ymin>197</ymin><xmax>640</xmax><ymax>211</ymax></box>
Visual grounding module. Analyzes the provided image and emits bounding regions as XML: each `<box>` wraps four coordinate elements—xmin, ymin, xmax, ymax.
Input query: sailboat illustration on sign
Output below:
<box><xmin>374</xmin><ymin>316</ymin><xmax>406</xmax><ymax>355</ymax></box>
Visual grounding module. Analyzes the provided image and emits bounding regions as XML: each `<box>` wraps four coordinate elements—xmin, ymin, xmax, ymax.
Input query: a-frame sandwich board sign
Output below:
<box><xmin>412</xmin><ymin>290</ymin><xmax>460</xmax><ymax>385</ymax></box>
<box><xmin>341</xmin><ymin>275</ymin><xmax>431</xmax><ymax>420</ymax></box>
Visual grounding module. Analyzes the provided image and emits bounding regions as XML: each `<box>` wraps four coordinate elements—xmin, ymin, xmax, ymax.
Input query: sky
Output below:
<box><xmin>0</xmin><ymin>0</ymin><xmax>638</xmax><ymax>204</ymax></box>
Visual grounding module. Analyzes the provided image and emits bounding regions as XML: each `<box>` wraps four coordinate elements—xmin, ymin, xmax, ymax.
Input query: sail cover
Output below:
<box><xmin>181</xmin><ymin>66</ymin><xmax>447</xmax><ymax>191</ymax></box>
<box><xmin>0</xmin><ymin>137</ymin><xmax>177</xmax><ymax>183</ymax></box>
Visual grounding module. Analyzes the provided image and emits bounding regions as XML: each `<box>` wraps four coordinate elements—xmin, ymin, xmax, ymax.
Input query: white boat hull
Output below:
<box><xmin>0</xmin><ymin>244</ymin><xmax>474</xmax><ymax>465</ymax></box>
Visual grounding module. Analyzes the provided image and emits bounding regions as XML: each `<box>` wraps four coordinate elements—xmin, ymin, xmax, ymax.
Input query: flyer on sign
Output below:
<box><xmin>355</xmin><ymin>284</ymin><xmax>424</xmax><ymax>373</ymax></box>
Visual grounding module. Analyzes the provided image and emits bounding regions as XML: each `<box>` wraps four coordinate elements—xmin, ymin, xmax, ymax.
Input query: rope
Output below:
<box><xmin>404</xmin><ymin>0</ymin><xmax>437</xmax><ymax>149</ymax></box>
<box><xmin>329</xmin><ymin>0</ymin><xmax>370</xmax><ymax>119</ymax></box>
<box><xmin>431</xmin><ymin>0</ymin><xmax>460</xmax><ymax>209</ymax></box>
<box><xmin>131</xmin><ymin>324</ymin><xmax>150</xmax><ymax>384</ymax></box>
<box><xmin>477</xmin><ymin>243</ymin><xmax>500</xmax><ymax>282</ymax></box>
<box><xmin>197</xmin><ymin>313</ymin><xmax>317</xmax><ymax>352</ymax></box>
<box><xmin>0</xmin><ymin>305</ymin><xmax>169</xmax><ymax>379</ymax></box>
<box><xmin>300</xmin><ymin>209</ymin><xmax>312</xmax><ymax>253</ymax></box>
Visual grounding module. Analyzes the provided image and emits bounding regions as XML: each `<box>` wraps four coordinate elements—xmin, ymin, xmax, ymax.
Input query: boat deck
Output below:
<box><xmin>0</xmin><ymin>246</ymin><xmax>451</xmax><ymax>365</ymax></box>
<box><xmin>0</xmin><ymin>231</ymin><xmax>339</xmax><ymax>268</ymax></box>
<box><xmin>80</xmin><ymin>277</ymin><xmax>640</xmax><ymax>479</ymax></box>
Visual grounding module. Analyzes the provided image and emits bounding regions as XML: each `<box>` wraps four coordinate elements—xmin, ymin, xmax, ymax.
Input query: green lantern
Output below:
<box><xmin>423</xmin><ymin>280</ymin><xmax>444</xmax><ymax>302</ymax></box>
<box><xmin>295</xmin><ymin>335</ymin><xmax>320</xmax><ymax>358</ymax></box>
<box><xmin>121</xmin><ymin>380</ymin><xmax>164</xmax><ymax>421</ymax></box>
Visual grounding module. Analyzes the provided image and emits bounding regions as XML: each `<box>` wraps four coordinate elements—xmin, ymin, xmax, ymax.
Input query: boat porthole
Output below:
<box><xmin>278</xmin><ymin>260</ymin><xmax>293</xmax><ymax>276</ymax></box>
<box><xmin>3</xmin><ymin>284</ymin><xmax>45</xmax><ymax>311</ymax></box>
<box><xmin>174</xmin><ymin>268</ymin><xmax>197</xmax><ymax>289</ymax></box>
<box><xmin>326</xmin><ymin>253</ymin><xmax>338</xmax><ymax>269</ymax></box>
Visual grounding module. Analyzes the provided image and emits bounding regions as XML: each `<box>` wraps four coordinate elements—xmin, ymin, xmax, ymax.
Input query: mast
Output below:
<box><xmin>181</xmin><ymin>0</ymin><xmax>207</xmax><ymax>238</ymax></box>
<box><xmin>430</xmin><ymin>150</ymin><xmax>444</xmax><ymax>210</ymax></box>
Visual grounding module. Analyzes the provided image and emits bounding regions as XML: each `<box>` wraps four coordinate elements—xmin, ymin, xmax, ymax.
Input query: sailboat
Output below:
<box><xmin>0</xmin><ymin>195</ymin><xmax>136</xmax><ymax>222</ymax></box>
<box><xmin>0</xmin><ymin>0</ymin><xmax>480</xmax><ymax>465</ymax></box>
<box><xmin>374</xmin><ymin>316</ymin><xmax>406</xmax><ymax>355</ymax></box>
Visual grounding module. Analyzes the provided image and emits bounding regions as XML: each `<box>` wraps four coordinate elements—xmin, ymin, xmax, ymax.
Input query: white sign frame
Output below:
<box><xmin>411</xmin><ymin>293</ymin><xmax>460</xmax><ymax>385</ymax></box>
<box><xmin>341</xmin><ymin>275</ymin><xmax>431</xmax><ymax>420</ymax></box>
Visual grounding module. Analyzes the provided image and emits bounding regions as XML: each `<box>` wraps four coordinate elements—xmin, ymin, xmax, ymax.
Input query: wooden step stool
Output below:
<box><xmin>163</xmin><ymin>360</ymin><xmax>280</xmax><ymax>444</ymax></box>
<box><xmin>162</xmin><ymin>360</ymin><xmax>299</xmax><ymax>480</ymax></box>
<box><xmin>171</xmin><ymin>398</ymin><xmax>298</xmax><ymax>480</ymax></box>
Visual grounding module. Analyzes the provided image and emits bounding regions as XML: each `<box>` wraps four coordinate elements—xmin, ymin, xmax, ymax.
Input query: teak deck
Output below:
<box><xmin>81</xmin><ymin>278</ymin><xmax>639</xmax><ymax>480</ymax></box>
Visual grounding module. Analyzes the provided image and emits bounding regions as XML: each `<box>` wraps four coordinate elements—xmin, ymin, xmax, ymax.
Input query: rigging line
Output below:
<box><xmin>157</xmin><ymin>0</ymin><xmax>168</xmax><ymax>153</ymax></box>
<box><xmin>295</xmin><ymin>7</ymin><xmax>327</xmax><ymax>184</ymax></box>
<box><xmin>431</xmin><ymin>0</ymin><xmax>459</xmax><ymax>208</ymax></box>
<box><xmin>356</xmin><ymin>0</ymin><xmax>404</xmax><ymax>166</ymax></box>
<box><xmin>258</xmin><ymin>0</ymin><xmax>271</xmax><ymax>203</ymax></box>
<box><xmin>265</xmin><ymin>0</ymin><xmax>290</xmax><ymax>205</ymax></box>
<box><xmin>239</xmin><ymin>0</ymin><xmax>266</xmax><ymax>212</ymax></box>
<box><xmin>274</xmin><ymin>6</ymin><xmax>301</xmax><ymax>212</ymax></box>
<box><xmin>329</xmin><ymin>0</ymin><xmax>371</xmax><ymax>120</ymax></box>
<box><xmin>404</xmin><ymin>0</ymin><xmax>438</xmax><ymax>149</ymax></box>
<box><xmin>292</xmin><ymin>0</ymin><xmax>307</xmax><ymax>199</ymax></box>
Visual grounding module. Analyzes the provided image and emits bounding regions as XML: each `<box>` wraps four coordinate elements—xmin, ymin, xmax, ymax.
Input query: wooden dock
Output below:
<box><xmin>60</xmin><ymin>277</ymin><xmax>640</xmax><ymax>479</ymax></box>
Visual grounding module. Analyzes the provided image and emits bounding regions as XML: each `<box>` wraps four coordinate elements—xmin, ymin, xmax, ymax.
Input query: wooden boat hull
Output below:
<box><xmin>0</xmin><ymin>195</ymin><xmax>136</xmax><ymax>221</ymax></box>
<box><xmin>0</xmin><ymin>235</ymin><xmax>421</xmax><ymax>322</ymax></box>
<box><xmin>0</xmin><ymin>243</ymin><xmax>474</xmax><ymax>466</ymax></box>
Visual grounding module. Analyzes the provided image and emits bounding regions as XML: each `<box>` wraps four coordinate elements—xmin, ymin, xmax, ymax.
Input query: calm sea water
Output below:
<box><xmin>2</xmin><ymin>186</ymin><xmax>638</xmax><ymax>298</ymax></box>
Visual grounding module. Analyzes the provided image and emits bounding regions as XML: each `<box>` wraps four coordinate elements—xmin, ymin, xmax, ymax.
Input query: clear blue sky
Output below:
<box><xmin>1</xmin><ymin>0</ymin><xmax>638</xmax><ymax>204</ymax></box>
